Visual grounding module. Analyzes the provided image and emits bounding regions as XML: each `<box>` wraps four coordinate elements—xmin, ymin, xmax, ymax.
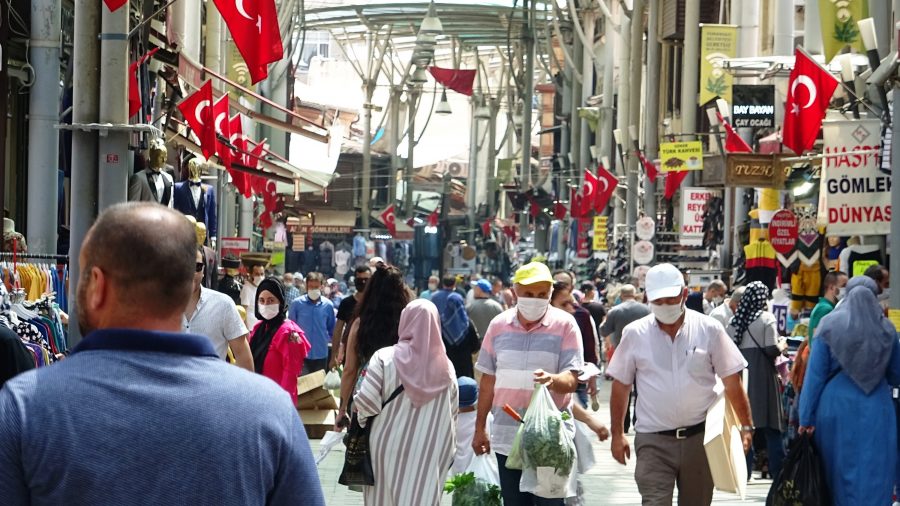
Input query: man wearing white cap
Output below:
<box><xmin>606</xmin><ymin>263</ymin><xmax>753</xmax><ymax>505</ymax></box>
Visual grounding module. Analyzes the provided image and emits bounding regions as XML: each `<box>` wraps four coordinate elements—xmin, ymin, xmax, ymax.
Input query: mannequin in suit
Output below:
<box><xmin>129</xmin><ymin>138</ymin><xmax>174</xmax><ymax>207</ymax></box>
<box><xmin>196</xmin><ymin>222</ymin><xmax>218</xmax><ymax>289</ymax></box>
<box><xmin>173</xmin><ymin>157</ymin><xmax>218</xmax><ymax>246</ymax></box>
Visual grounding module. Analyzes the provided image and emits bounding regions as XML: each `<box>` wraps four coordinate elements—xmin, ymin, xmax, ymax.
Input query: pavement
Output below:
<box><xmin>310</xmin><ymin>380</ymin><xmax>772</xmax><ymax>505</ymax></box>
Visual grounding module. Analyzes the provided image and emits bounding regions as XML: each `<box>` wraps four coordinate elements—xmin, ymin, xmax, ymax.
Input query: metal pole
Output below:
<box><xmin>26</xmin><ymin>0</ymin><xmax>61</xmax><ymax>252</ymax></box>
<box><xmin>0</xmin><ymin>1</ymin><xmax>9</xmax><ymax>248</ymax></box>
<box><xmin>614</xmin><ymin>1</ymin><xmax>631</xmax><ymax>227</ymax></box>
<box><xmin>804</xmin><ymin>0</ymin><xmax>823</xmax><ymax>54</ymax></box>
<box><xmin>891</xmin><ymin>24</ymin><xmax>900</xmax><ymax>311</ymax></box>
<box><xmin>97</xmin><ymin>3</ymin><xmax>129</xmax><ymax>210</ymax></box>
<box><xmin>626</xmin><ymin>0</ymin><xmax>644</xmax><ymax>231</ymax></box>
<box><xmin>599</xmin><ymin>7</ymin><xmax>615</xmax><ymax>165</ymax></box>
<box><xmin>68</xmin><ymin>0</ymin><xmax>100</xmax><ymax>344</ymax></box>
<box><xmin>361</xmin><ymin>33</ymin><xmax>374</xmax><ymax>224</ymax></box>
<box><xmin>734</xmin><ymin>0</ymin><xmax>760</xmax><ymax>258</ymax></box>
<box><xmin>519</xmin><ymin>0</ymin><xmax>536</xmax><ymax>234</ymax></box>
<box><xmin>467</xmin><ymin>97</ymin><xmax>479</xmax><ymax>243</ymax></box>
<box><xmin>570</xmin><ymin>24</ymin><xmax>583</xmax><ymax>183</ymax></box>
<box><xmin>773</xmin><ymin>0</ymin><xmax>794</xmax><ymax>129</ymax></box>
<box><xmin>208</xmin><ymin>4</ymin><xmax>224</xmax><ymax>252</ymax></box>
<box><xmin>579</xmin><ymin>11</ymin><xmax>595</xmax><ymax>176</ymax></box>
<box><xmin>681</xmin><ymin>0</ymin><xmax>700</xmax><ymax>188</ymax></box>
<box><xmin>643</xmin><ymin>0</ymin><xmax>660</xmax><ymax>224</ymax></box>
<box><xmin>388</xmin><ymin>86</ymin><xmax>401</xmax><ymax>207</ymax></box>
<box><xmin>871</xmin><ymin>0</ymin><xmax>892</xmax><ymax>55</ymax></box>
<box><xmin>404</xmin><ymin>86</ymin><xmax>418</xmax><ymax>220</ymax></box>
<box><xmin>487</xmin><ymin>97</ymin><xmax>498</xmax><ymax>218</ymax></box>
<box><xmin>559</xmin><ymin>62</ymin><xmax>573</xmax><ymax>265</ymax></box>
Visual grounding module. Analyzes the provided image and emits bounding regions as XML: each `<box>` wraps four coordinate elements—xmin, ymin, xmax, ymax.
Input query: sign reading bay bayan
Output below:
<box><xmin>822</xmin><ymin>119</ymin><xmax>890</xmax><ymax>236</ymax></box>
<box><xmin>680</xmin><ymin>187</ymin><xmax>720</xmax><ymax>246</ymax></box>
<box><xmin>660</xmin><ymin>141</ymin><xmax>704</xmax><ymax>172</ymax></box>
<box><xmin>732</xmin><ymin>85</ymin><xmax>775</xmax><ymax>128</ymax></box>
<box><xmin>768</xmin><ymin>209</ymin><xmax>798</xmax><ymax>256</ymax></box>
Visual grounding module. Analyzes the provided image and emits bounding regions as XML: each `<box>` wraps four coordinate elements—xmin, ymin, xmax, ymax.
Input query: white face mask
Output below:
<box><xmin>259</xmin><ymin>303</ymin><xmax>280</xmax><ymax>321</ymax></box>
<box><xmin>307</xmin><ymin>289</ymin><xmax>321</xmax><ymax>300</ymax></box>
<box><xmin>711</xmin><ymin>296</ymin><xmax>724</xmax><ymax>306</ymax></box>
<box><xmin>428</xmin><ymin>282</ymin><xmax>438</xmax><ymax>291</ymax></box>
<box><xmin>517</xmin><ymin>297</ymin><xmax>550</xmax><ymax>322</ymax></box>
<box><xmin>650</xmin><ymin>301</ymin><xmax>685</xmax><ymax>325</ymax></box>
<box><xmin>253</xmin><ymin>275</ymin><xmax>264</xmax><ymax>285</ymax></box>
<box><xmin>836</xmin><ymin>287</ymin><xmax>846</xmax><ymax>301</ymax></box>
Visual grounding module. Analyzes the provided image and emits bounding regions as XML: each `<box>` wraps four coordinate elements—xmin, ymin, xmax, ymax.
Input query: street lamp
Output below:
<box><xmin>436</xmin><ymin>88</ymin><xmax>452</xmax><ymax>115</ymax></box>
<box><xmin>419</xmin><ymin>2</ymin><xmax>443</xmax><ymax>35</ymax></box>
<box><xmin>409</xmin><ymin>66</ymin><xmax>429</xmax><ymax>85</ymax></box>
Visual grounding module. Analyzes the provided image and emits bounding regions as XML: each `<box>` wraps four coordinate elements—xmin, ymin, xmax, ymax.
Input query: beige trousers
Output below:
<box><xmin>633</xmin><ymin>432</ymin><xmax>715</xmax><ymax>505</ymax></box>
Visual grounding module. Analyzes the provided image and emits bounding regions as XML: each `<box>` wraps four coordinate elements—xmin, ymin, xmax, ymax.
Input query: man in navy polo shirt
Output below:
<box><xmin>0</xmin><ymin>202</ymin><xmax>324</xmax><ymax>506</ymax></box>
<box><xmin>289</xmin><ymin>271</ymin><xmax>335</xmax><ymax>374</ymax></box>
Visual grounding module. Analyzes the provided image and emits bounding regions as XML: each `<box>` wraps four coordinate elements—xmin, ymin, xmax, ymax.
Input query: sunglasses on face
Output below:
<box><xmin>196</xmin><ymin>262</ymin><xmax>205</xmax><ymax>272</ymax></box>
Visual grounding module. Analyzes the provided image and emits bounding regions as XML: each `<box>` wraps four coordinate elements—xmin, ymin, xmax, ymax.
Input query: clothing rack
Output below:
<box><xmin>0</xmin><ymin>253</ymin><xmax>69</xmax><ymax>263</ymax></box>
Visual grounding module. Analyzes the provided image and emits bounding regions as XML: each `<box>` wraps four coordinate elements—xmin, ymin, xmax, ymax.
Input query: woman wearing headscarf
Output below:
<box><xmin>249</xmin><ymin>277</ymin><xmax>311</xmax><ymax>404</ymax></box>
<box><xmin>799</xmin><ymin>276</ymin><xmax>900</xmax><ymax>505</ymax></box>
<box><xmin>353</xmin><ymin>299</ymin><xmax>458</xmax><ymax>506</ymax></box>
<box><xmin>728</xmin><ymin>281</ymin><xmax>785</xmax><ymax>480</ymax></box>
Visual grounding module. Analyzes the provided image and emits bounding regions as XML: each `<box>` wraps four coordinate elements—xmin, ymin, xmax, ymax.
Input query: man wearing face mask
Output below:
<box><xmin>241</xmin><ymin>264</ymin><xmax>266</xmax><ymax>330</ymax></box>
<box><xmin>808</xmin><ymin>270</ymin><xmax>847</xmax><ymax>341</ymax></box>
<box><xmin>288</xmin><ymin>272</ymin><xmax>335</xmax><ymax>374</ymax></box>
<box><xmin>419</xmin><ymin>275</ymin><xmax>440</xmax><ymax>299</ymax></box>
<box><xmin>329</xmin><ymin>266</ymin><xmax>371</xmax><ymax>369</ymax></box>
<box><xmin>685</xmin><ymin>279</ymin><xmax>727</xmax><ymax>315</ymax></box>
<box><xmin>472</xmin><ymin>262</ymin><xmax>583</xmax><ymax>505</ymax></box>
<box><xmin>606</xmin><ymin>263</ymin><xmax>753</xmax><ymax>505</ymax></box>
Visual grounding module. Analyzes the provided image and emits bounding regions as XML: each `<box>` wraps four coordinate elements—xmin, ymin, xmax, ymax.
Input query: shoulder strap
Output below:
<box><xmin>383</xmin><ymin>384</ymin><xmax>405</xmax><ymax>407</ymax></box>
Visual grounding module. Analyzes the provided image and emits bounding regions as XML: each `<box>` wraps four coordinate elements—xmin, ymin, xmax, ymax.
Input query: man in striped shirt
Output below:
<box><xmin>473</xmin><ymin>262</ymin><xmax>583</xmax><ymax>505</ymax></box>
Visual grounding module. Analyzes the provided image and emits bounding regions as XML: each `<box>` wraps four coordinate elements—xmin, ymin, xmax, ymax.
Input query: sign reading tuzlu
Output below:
<box><xmin>725</xmin><ymin>154</ymin><xmax>790</xmax><ymax>189</ymax></box>
<box><xmin>732</xmin><ymin>85</ymin><xmax>775</xmax><ymax>128</ymax></box>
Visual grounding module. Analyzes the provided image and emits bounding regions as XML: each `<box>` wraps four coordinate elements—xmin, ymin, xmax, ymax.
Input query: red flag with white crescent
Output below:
<box><xmin>177</xmin><ymin>81</ymin><xmax>217</xmax><ymax>160</ymax></box>
<box><xmin>581</xmin><ymin>170</ymin><xmax>599</xmax><ymax>217</ymax></box>
<box><xmin>594</xmin><ymin>164</ymin><xmax>618</xmax><ymax>213</ymax></box>
<box><xmin>664</xmin><ymin>170</ymin><xmax>689</xmax><ymax>200</ymax></box>
<box><xmin>213</xmin><ymin>0</ymin><xmax>284</xmax><ymax>83</ymax></box>
<box><xmin>212</xmin><ymin>95</ymin><xmax>232</xmax><ymax>165</ymax></box>
<box><xmin>128</xmin><ymin>47</ymin><xmax>159</xmax><ymax>119</ymax></box>
<box><xmin>248</xmin><ymin>140</ymin><xmax>268</xmax><ymax>195</ymax></box>
<box><xmin>227</xmin><ymin>114</ymin><xmax>250</xmax><ymax>198</ymax></box>
<box><xmin>637</xmin><ymin>152</ymin><xmax>659</xmax><ymax>183</ymax></box>
<box><xmin>380</xmin><ymin>205</ymin><xmax>397</xmax><ymax>235</ymax></box>
<box><xmin>782</xmin><ymin>48</ymin><xmax>839</xmax><ymax>154</ymax></box>
<box><xmin>571</xmin><ymin>187</ymin><xmax>585</xmax><ymax>219</ymax></box>
<box><xmin>716</xmin><ymin>111</ymin><xmax>752</xmax><ymax>153</ymax></box>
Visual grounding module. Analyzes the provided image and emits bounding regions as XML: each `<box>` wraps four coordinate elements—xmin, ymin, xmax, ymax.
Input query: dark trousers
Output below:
<box><xmin>496</xmin><ymin>454</ymin><xmax>565</xmax><ymax>506</ymax></box>
<box><xmin>575</xmin><ymin>383</ymin><xmax>589</xmax><ymax>408</ymax></box>
<box><xmin>746</xmin><ymin>427</ymin><xmax>785</xmax><ymax>480</ymax></box>
<box><xmin>302</xmin><ymin>358</ymin><xmax>328</xmax><ymax>375</ymax></box>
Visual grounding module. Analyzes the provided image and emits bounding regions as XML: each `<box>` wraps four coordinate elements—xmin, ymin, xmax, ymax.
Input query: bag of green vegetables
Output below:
<box><xmin>519</xmin><ymin>384</ymin><xmax>576</xmax><ymax>499</ymax></box>
<box><xmin>444</xmin><ymin>454</ymin><xmax>502</xmax><ymax>506</ymax></box>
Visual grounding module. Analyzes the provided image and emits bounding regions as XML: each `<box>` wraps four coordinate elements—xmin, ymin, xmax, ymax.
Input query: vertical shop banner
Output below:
<box><xmin>732</xmin><ymin>85</ymin><xmax>775</xmax><ymax>128</ymax></box>
<box><xmin>577</xmin><ymin>218</ymin><xmax>592</xmax><ymax>258</ymax></box>
<box><xmin>660</xmin><ymin>141</ymin><xmax>704</xmax><ymax>171</ymax></box>
<box><xmin>822</xmin><ymin>119</ymin><xmax>890</xmax><ymax>236</ymax></box>
<box><xmin>592</xmin><ymin>216</ymin><xmax>608</xmax><ymax>251</ymax></box>
<box><xmin>680</xmin><ymin>187</ymin><xmax>720</xmax><ymax>246</ymax></box>
<box><xmin>819</xmin><ymin>0</ymin><xmax>868</xmax><ymax>63</ymax></box>
<box><xmin>699</xmin><ymin>24</ymin><xmax>737</xmax><ymax>105</ymax></box>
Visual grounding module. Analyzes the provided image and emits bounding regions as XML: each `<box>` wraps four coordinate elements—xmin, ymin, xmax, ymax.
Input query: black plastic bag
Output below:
<box><xmin>766</xmin><ymin>435</ymin><xmax>831</xmax><ymax>506</ymax></box>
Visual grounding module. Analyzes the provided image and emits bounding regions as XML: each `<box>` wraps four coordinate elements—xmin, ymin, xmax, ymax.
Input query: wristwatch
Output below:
<box><xmin>740</xmin><ymin>425</ymin><xmax>755</xmax><ymax>433</ymax></box>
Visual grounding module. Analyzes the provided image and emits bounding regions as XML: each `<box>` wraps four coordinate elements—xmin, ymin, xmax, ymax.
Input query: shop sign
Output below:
<box><xmin>660</xmin><ymin>141</ymin><xmax>704</xmax><ymax>172</ymax></box>
<box><xmin>725</xmin><ymin>154</ymin><xmax>789</xmax><ymax>188</ymax></box>
<box><xmin>768</xmin><ymin>209</ymin><xmax>798</xmax><ymax>256</ymax></box>
<box><xmin>732</xmin><ymin>85</ymin><xmax>775</xmax><ymax>128</ymax></box>
<box><xmin>680</xmin><ymin>187</ymin><xmax>720</xmax><ymax>246</ymax></box>
<box><xmin>635</xmin><ymin>216</ymin><xmax>655</xmax><ymax>240</ymax></box>
<box><xmin>220</xmin><ymin>237</ymin><xmax>250</xmax><ymax>260</ymax></box>
<box><xmin>576</xmin><ymin>218</ymin><xmax>592</xmax><ymax>258</ymax></box>
<box><xmin>632</xmin><ymin>240</ymin><xmax>655</xmax><ymax>265</ymax></box>
<box><xmin>308</xmin><ymin>225</ymin><xmax>354</xmax><ymax>235</ymax></box>
<box><xmin>592</xmin><ymin>216</ymin><xmax>608</xmax><ymax>251</ymax></box>
<box><xmin>699</xmin><ymin>24</ymin><xmax>737</xmax><ymax>105</ymax></box>
<box><xmin>822</xmin><ymin>119</ymin><xmax>890</xmax><ymax>236</ymax></box>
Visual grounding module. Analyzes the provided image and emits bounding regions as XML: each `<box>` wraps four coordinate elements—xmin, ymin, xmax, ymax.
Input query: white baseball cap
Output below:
<box><xmin>645</xmin><ymin>264</ymin><xmax>686</xmax><ymax>302</ymax></box>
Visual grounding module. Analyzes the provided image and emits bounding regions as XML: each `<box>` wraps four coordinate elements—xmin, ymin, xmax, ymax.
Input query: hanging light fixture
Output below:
<box><xmin>474</xmin><ymin>97</ymin><xmax>491</xmax><ymax>119</ymax></box>
<box><xmin>436</xmin><ymin>88</ymin><xmax>452</xmax><ymax>115</ymax></box>
<box><xmin>419</xmin><ymin>2</ymin><xmax>443</xmax><ymax>35</ymax></box>
<box><xmin>409</xmin><ymin>66</ymin><xmax>429</xmax><ymax>85</ymax></box>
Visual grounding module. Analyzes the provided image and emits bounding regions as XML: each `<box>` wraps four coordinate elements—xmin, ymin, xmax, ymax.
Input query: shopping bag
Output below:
<box><xmin>323</xmin><ymin>368</ymin><xmax>342</xmax><ymax>390</ymax></box>
<box><xmin>505</xmin><ymin>424</ymin><xmax>525</xmax><ymax>470</ymax></box>
<box><xmin>315</xmin><ymin>430</ymin><xmax>345</xmax><ymax>466</ymax></box>
<box><xmin>444</xmin><ymin>453</ymin><xmax>502</xmax><ymax>506</ymax></box>
<box><xmin>766</xmin><ymin>434</ymin><xmax>831</xmax><ymax>506</ymax></box>
<box><xmin>518</xmin><ymin>384</ymin><xmax>577</xmax><ymax>498</ymax></box>
<box><xmin>573</xmin><ymin>420</ymin><xmax>596</xmax><ymax>474</ymax></box>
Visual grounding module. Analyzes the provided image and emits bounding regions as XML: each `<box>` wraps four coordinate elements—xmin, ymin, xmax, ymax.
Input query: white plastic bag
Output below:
<box><xmin>445</xmin><ymin>453</ymin><xmax>502</xmax><ymax>505</ymax></box>
<box><xmin>467</xmin><ymin>453</ymin><xmax>500</xmax><ymax>487</ymax></box>
<box><xmin>315</xmin><ymin>430</ymin><xmax>345</xmax><ymax>466</ymax></box>
<box><xmin>518</xmin><ymin>384</ymin><xmax>577</xmax><ymax>499</ymax></box>
<box><xmin>323</xmin><ymin>368</ymin><xmax>342</xmax><ymax>390</ymax></box>
<box><xmin>573</xmin><ymin>420</ymin><xmax>595</xmax><ymax>474</ymax></box>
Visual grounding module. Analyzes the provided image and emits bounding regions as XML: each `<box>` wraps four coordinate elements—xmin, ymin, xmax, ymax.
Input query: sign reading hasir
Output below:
<box><xmin>822</xmin><ymin>119</ymin><xmax>890</xmax><ymax>236</ymax></box>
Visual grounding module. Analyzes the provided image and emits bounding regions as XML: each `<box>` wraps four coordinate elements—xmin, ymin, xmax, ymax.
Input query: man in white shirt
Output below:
<box><xmin>709</xmin><ymin>286</ymin><xmax>745</xmax><ymax>329</ymax></box>
<box><xmin>607</xmin><ymin>263</ymin><xmax>754</xmax><ymax>505</ymax></box>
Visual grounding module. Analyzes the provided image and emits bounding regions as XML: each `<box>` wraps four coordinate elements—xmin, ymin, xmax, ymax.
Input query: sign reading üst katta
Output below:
<box><xmin>822</xmin><ymin>119</ymin><xmax>891</xmax><ymax>236</ymax></box>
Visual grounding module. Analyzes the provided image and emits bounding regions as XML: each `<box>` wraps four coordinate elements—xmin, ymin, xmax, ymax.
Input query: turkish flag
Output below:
<box><xmin>103</xmin><ymin>0</ymin><xmax>127</xmax><ymax>12</ymax></box>
<box><xmin>664</xmin><ymin>170</ymin><xmax>689</xmax><ymax>200</ymax></box>
<box><xmin>482</xmin><ymin>218</ymin><xmax>492</xmax><ymax>237</ymax></box>
<box><xmin>177</xmin><ymin>81</ymin><xmax>217</xmax><ymax>160</ymax></box>
<box><xmin>637</xmin><ymin>152</ymin><xmax>658</xmax><ymax>183</ymax></box>
<box><xmin>554</xmin><ymin>201</ymin><xmax>567</xmax><ymax>220</ymax></box>
<box><xmin>782</xmin><ymin>48</ymin><xmax>838</xmax><ymax>154</ymax></box>
<box><xmin>570</xmin><ymin>187</ymin><xmax>585</xmax><ymax>219</ymax></box>
<box><xmin>263</xmin><ymin>180</ymin><xmax>279</xmax><ymax>214</ymax></box>
<box><xmin>527</xmin><ymin>195</ymin><xmax>541</xmax><ymax>218</ymax></box>
<box><xmin>213</xmin><ymin>0</ymin><xmax>284</xmax><ymax>84</ymax></box>
<box><xmin>594</xmin><ymin>165</ymin><xmax>618</xmax><ymax>213</ymax></box>
<box><xmin>227</xmin><ymin>114</ymin><xmax>250</xmax><ymax>197</ymax></box>
<box><xmin>212</xmin><ymin>95</ymin><xmax>231</xmax><ymax>163</ymax></box>
<box><xmin>428</xmin><ymin>67</ymin><xmax>477</xmax><ymax>96</ymax></box>
<box><xmin>380</xmin><ymin>205</ymin><xmax>397</xmax><ymax>235</ymax></box>
<box><xmin>128</xmin><ymin>47</ymin><xmax>159</xmax><ymax>119</ymax></box>
<box><xmin>580</xmin><ymin>171</ymin><xmax>599</xmax><ymax>217</ymax></box>
<box><xmin>248</xmin><ymin>141</ymin><xmax>268</xmax><ymax>195</ymax></box>
<box><xmin>716</xmin><ymin>111</ymin><xmax>752</xmax><ymax>153</ymax></box>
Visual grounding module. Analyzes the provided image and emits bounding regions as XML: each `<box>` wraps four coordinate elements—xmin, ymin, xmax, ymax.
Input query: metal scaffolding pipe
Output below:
<box><xmin>26</xmin><ymin>0</ymin><xmax>61</xmax><ymax>253</ymax></box>
<box><xmin>97</xmin><ymin>3</ymin><xmax>130</xmax><ymax>211</ymax></box>
<box><xmin>388</xmin><ymin>87</ymin><xmax>401</xmax><ymax>207</ymax></box>
<box><xmin>404</xmin><ymin>87</ymin><xmax>418</xmax><ymax>220</ymax></box>
<box><xmin>681</xmin><ymin>0</ymin><xmax>700</xmax><ymax>188</ymax></box>
<box><xmin>579</xmin><ymin>11</ymin><xmax>595</xmax><ymax>177</ymax></box>
<box><xmin>519</xmin><ymin>0</ymin><xmax>536</xmax><ymax>234</ymax></box>
<box><xmin>643</xmin><ymin>0</ymin><xmax>660</xmax><ymax>223</ymax></box>
<box><xmin>614</xmin><ymin>1</ymin><xmax>631</xmax><ymax>227</ymax></box>
<box><xmin>626</xmin><ymin>0</ymin><xmax>644</xmax><ymax>232</ymax></box>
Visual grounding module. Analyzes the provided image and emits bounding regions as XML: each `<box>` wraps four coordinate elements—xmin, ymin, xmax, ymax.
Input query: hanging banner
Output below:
<box><xmin>680</xmin><ymin>187</ymin><xmax>720</xmax><ymax>246</ymax></box>
<box><xmin>660</xmin><ymin>141</ymin><xmax>704</xmax><ymax>172</ymax></box>
<box><xmin>592</xmin><ymin>215</ymin><xmax>608</xmax><ymax>251</ymax></box>
<box><xmin>576</xmin><ymin>218</ymin><xmax>592</xmax><ymax>258</ymax></box>
<box><xmin>699</xmin><ymin>24</ymin><xmax>737</xmax><ymax>105</ymax></box>
<box><xmin>732</xmin><ymin>85</ymin><xmax>775</xmax><ymax>128</ymax></box>
<box><xmin>819</xmin><ymin>0</ymin><xmax>868</xmax><ymax>63</ymax></box>
<box><xmin>822</xmin><ymin>119</ymin><xmax>890</xmax><ymax>236</ymax></box>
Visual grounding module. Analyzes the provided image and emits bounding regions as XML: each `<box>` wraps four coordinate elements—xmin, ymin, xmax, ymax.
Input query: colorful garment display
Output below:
<box><xmin>744</xmin><ymin>239</ymin><xmax>779</xmax><ymax>291</ymax></box>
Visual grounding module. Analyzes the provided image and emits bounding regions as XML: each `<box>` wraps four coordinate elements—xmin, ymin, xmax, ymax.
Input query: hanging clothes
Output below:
<box><xmin>744</xmin><ymin>239</ymin><xmax>779</xmax><ymax>291</ymax></box>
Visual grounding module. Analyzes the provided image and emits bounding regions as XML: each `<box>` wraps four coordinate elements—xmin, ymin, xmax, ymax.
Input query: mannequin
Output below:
<box><xmin>3</xmin><ymin>218</ymin><xmax>26</xmax><ymax>252</ymax></box>
<box><xmin>174</xmin><ymin>157</ymin><xmax>217</xmax><ymax>247</ymax></box>
<box><xmin>129</xmin><ymin>138</ymin><xmax>174</xmax><ymax>207</ymax></box>
<box><xmin>217</xmin><ymin>257</ymin><xmax>243</xmax><ymax>305</ymax></box>
<box><xmin>195</xmin><ymin>222</ymin><xmax>218</xmax><ymax>289</ymax></box>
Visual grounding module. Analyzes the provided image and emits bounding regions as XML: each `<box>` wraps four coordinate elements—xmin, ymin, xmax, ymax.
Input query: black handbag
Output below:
<box><xmin>338</xmin><ymin>384</ymin><xmax>405</xmax><ymax>486</ymax></box>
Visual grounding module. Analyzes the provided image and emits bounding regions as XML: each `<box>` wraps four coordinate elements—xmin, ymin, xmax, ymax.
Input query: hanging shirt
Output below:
<box><xmin>744</xmin><ymin>240</ymin><xmax>779</xmax><ymax>291</ymax></box>
<box><xmin>352</xmin><ymin>235</ymin><xmax>367</xmax><ymax>258</ymax></box>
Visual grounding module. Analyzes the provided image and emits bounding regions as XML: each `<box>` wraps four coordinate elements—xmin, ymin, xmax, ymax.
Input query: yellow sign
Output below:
<box><xmin>699</xmin><ymin>24</ymin><xmax>737</xmax><ymax>105</ymax></box>
<box><xmin>592</xmin><ymin>216</ymin><xmax>608</xmax><ymax>251</ymax></box>
<box><xmin>660</xmin><ymin>141</ymin><xmax>704</xmax><ymax>172</ymax></box>
<box><xmin>227</xmin><ymin>41</ymin><xmax>256</xmax><ymax>102</ymax></box>
<box><xmin>819</xmin><ymin>0</ymin><xmax>868</xmax><ymax>63</ymax></box>
<box><xmin>889</xmin><ymin>309</ymin><xmax>900</xmax><ymax>333</ymax></box>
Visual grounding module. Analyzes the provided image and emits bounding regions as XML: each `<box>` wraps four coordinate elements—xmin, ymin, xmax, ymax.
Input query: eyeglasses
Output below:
<box><xmin>195</xmin><ymin>263</ymin><xmax>205</xmax><ymax>272</ymax></box>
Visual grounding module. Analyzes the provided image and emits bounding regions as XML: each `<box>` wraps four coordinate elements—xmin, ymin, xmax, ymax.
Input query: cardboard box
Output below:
<box><xmin>703</xmin><ymin>392</ymin><xmax>747</xmax><ymax>499</ymax></box>
<box><xmin>299</xmin><ymin>409</ymin><xmax>336</xmax><ymax>440</ymax></box>
<box><xmin>297</xmin><ymin>370</ymin><xmax>326</xmax><ymax>397</ymax></box>
<box><xmin>297</xmin><ymin>388</ymin><xmax>339</xmax><ymax>410</ymax></box>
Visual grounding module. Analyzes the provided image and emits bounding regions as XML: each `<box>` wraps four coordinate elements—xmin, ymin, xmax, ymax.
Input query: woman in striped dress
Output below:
<box><xmin>354</xmin><ymin>299</ymin><xmax>459</xmax><ymax>506</ymax></box>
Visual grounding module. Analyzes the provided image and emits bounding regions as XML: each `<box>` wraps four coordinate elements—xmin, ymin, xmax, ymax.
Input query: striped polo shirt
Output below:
<box><xmin>475</xmin><ymin>306</ymin><xmax>584</xmax><ymax>455</ymax></box>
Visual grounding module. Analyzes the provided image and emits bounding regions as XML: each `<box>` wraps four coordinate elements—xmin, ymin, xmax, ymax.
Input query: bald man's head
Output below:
<box><xmin>77</xmin><ymin>203</ymin><xmax>197</xmax><ymax>334</ymax></box>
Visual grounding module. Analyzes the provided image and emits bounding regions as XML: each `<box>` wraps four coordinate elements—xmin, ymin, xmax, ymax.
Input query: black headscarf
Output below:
<box><xmin>729</xmin><ymin>281</ymin><xmax>769</xmax><ymax>344</ymax></box>
<box><xmin>250</xmin><ymin>277</ymin><xmax>287</xmax><ymax>374</ymax></box>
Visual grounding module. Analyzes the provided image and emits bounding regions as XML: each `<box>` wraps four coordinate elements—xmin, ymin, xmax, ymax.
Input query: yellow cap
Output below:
<box><xmin>512</xmin><ymin>261</ymin><xmax>554</xmax><ymax>286</ymax></box>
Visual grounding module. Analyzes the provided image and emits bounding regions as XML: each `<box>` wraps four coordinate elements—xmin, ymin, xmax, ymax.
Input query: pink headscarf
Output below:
<box><xmin>393</xmin><ymin>299</ymin><xmax>455</xmax><ymax>407</ymax></box>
